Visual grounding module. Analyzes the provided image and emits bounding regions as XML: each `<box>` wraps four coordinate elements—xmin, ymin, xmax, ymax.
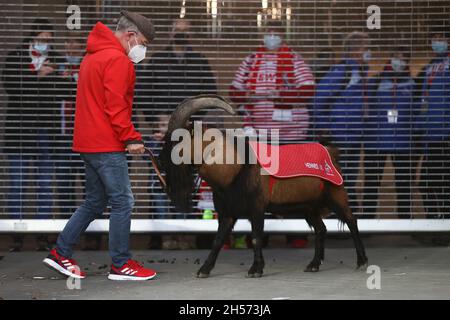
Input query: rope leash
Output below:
<box><xmin>144</xmin><ymin>147</ymin><xmax>167</xmax><ymax>190</ymax></box>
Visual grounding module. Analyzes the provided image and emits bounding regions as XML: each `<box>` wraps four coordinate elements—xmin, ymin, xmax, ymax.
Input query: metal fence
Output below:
<box><xmin>0</xmin><ymin>0</ymin><xmax>449</xmax><ymax>233</ymax></box>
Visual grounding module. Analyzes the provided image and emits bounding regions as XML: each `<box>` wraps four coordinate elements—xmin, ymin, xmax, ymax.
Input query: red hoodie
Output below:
<box><xmin>72</xmin><ymin>22</ymin><xmax>142</xmax><ymax>153</ymax></box>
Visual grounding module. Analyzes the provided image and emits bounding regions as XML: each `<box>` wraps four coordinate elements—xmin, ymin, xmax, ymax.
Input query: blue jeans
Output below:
<box><xmin>56</xmin><ymin>152</ymin><xmax>134</xmax><ymax>267</ymax></box>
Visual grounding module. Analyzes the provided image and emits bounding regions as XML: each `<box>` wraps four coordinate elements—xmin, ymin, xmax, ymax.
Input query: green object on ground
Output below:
<box><xmin>202</xmin><ymin>209</ymin><xmax>214</xmax><ymax>219</ymax></box>
<box><xmin>233</xmin><ymin>235</ymin><xmax>247</xmax><ymax>249</ymax></box>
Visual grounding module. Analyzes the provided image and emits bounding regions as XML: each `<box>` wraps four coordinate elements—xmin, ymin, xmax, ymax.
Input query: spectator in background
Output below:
<box><xmin>312</xmin><ymin>47</ymin><xmax>336</xmax><ymax>83</ymax></box>
<box><xmin>230</xmin><ymin>20</ymin><xmax>315</xmax><ymax>143</ymax></box>
<box><xmin>137</xmin><ymin>18</ymin><xmax>217</xmax><ymax>250</ymax></box>
<box><xmin>55</xmin><ymin>33</ymin><xmax>84</xmax><ymax>216</ymax></box>
<box><xmin>363</xmin><ymin>46</ymin><xmax>417</xmax><ymax>219</ymax></box>
<box><xmin>416</xmin><ymin>22</ymin><xmax>450</xmax><ymax>219</ymax></box>
<box><xmin>229</xmin><ymin>20</ymin><xmax>315</xmax><ymax>248</ymax></box>
<box><xmin>313</xmin><ymin>31</ymin><xmax>371</xmax><ymax>214</ymax></box>
<box><xmin>2</xmin><ymin>19</ymin><xmax>63</xmax><ymax>251</ymax></box>
<box><xmin>138</xmin><ymin>18</ymin><xmax>216</xmax><ymax>118</ymax></box>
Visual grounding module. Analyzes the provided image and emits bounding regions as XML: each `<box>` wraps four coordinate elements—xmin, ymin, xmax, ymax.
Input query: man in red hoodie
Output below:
<box><xmin>43</xmin><ymin>11</ymin><xmax>157</xmax><ymax>281</ymax></box>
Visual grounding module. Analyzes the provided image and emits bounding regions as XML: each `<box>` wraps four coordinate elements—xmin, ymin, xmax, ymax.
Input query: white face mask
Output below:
<box><xmin>33</xmin><ymin>42</ymin><xmax>49</xmax><ymax>54</ymax></box>
<box><xmin>66</xmin><ymin>55</ymin><xmax>82</xmax><ymax>65</ymax></box>
<box><xmin>264</xmin><ymin>34</ymin><xmax>282</xmax><ymax>51</ymax></box>
<box><xmin>127</xmin><ymin>36</ymin><xmax>146</xmax><ymax>64</ymax></box>
<box><xmin>432</xmin><ymin>40</ymin><xmax>448</xmax><ymax>54</ymax></box>
<box><xmin>391</xmin><ymin>58</ymin><xmax>407</xmax><ymax>72</ymax></box>
<box><xmin>362</xmin><ymin>50</ymin><xmax>372</xmax><ymax>63</ymax></box>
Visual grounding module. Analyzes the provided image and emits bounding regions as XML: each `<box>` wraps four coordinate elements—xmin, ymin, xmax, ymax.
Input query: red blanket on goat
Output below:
<box><xmin>248</xmin><ymin>141</ymin><xmax>343</xmax><ymax>186</ymax></box>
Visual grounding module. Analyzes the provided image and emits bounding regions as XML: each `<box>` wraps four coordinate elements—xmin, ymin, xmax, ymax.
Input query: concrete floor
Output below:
<box><xmin>0</xmin><ymin>235</ymin><xmax>449</xmax><ymax>300</ymax></box>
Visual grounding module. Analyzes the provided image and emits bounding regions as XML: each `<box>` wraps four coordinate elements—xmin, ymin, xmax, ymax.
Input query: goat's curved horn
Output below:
<box><xmin>168</xmin><ymin>95</ymin><xmax>236</xmax><ymax>132</ymax></box>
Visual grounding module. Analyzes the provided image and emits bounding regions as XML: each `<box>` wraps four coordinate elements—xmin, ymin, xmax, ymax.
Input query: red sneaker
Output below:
<box><xmin>108</xmin><ymin>259</ymin><xmax>157</xmax><ymax>281</ymax></box>
<box><xmin>43</xmin><ymin>248</ymin><xmax>86</xmax><ymax>279</ymax></box>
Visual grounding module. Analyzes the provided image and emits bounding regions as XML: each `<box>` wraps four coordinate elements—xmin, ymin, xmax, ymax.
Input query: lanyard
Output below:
<box><xmin>392</xmin><ymin>77</ymin><xmax>397</xmax><ymax>110</ymax></box>
<box><xmin>424</xmin><ymin>62</ymin><xmax>443</xmax><ymax>98</ymax></box>
<box><xmin>363</xmin><ymin>72</ymin><xmax>369</xmax><ymax>118</ymax></box>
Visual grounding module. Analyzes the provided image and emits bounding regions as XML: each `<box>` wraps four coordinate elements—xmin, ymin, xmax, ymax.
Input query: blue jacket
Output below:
<box><xmin>415</xmin><ymin>54</ymin><xmax>450</xmax><ymax>146</ymax></box>
<box><xmin>313</xmin><ymin>59</ymin><xmax>369</xmax><ymax>147</ymax></box>
<box><xmin>364</xmin><ymin>66</ymin><xmax>417</xmax><ymax>152</ymax></box>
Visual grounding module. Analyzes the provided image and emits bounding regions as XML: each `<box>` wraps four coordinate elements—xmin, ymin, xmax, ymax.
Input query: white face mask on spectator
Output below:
<box><xmin>391</xmin><ymin>58</ymin><xmax>407</xmax><ymax>72</ymax></box>
<box><xmin>432</xmin><ymin>40</ymin><xmax>448</xmax><ymax>54</ymax></box>
<box><xmin>66</xmin><ymin>55</ymin><xmax>82</xmax><ymax>65</ymax></box>
<box><xmin>264</xmin><ymin>34</ymin><xmax>282</xmax><ymax>51</ymax></box>
<box><xmin>33</xmin><ymin>42</ymin><xmax>49</xmax><ymax>54</ymax></box>
<box><xmin>127</xmin><ymin>35</ymin><xmax>146</xmax><ymax>64</ymax></box>
<box><xmin>362</xmin><ymin>50</ymin><xmax>372</xmax><ymax>62</ymax></box>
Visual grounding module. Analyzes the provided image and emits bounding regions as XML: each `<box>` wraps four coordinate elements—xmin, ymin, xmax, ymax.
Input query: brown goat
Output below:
<box><xmin>159</xmin><ymin>95</ymin><xmax>368</xmax><ymax>278</ymax></box>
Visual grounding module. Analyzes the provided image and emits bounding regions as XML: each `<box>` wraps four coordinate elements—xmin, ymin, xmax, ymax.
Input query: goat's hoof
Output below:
<box><xmin>246</xmin><ymin>272</ymin><xmax>263</xmax><ymax>278</ymax></box>
<box><xmin>304</xmin><ymin>264</ymin><xmax>320</xmax><ymax>272</ymax></box>
<box><xmin>355</xmin><ymin>262</ymin><xmax>368</xmax><ymax>271</ymax></box>
<box><xmin>196</xmin><ymin>272</ymin><xmax>210</xmax><ymax>278</ymax></box>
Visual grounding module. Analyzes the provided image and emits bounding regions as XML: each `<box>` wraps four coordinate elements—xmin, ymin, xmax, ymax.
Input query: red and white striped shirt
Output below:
<box><xmin>230</xmin><ymin>45</ymin><xmax>315</xmax><ymax>142</ymax></box>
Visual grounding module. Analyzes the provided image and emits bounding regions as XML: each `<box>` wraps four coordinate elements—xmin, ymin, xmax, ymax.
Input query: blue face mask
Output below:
<box><xmin>432</xmin><ymin>40</ymin><xmax>448</xmax><ymax>54</ymax></box>
<box><xmin>33</xmin><ymin>42</ymin><xmax>48</xmax><ymax>53</ymax></box>
<box><xmin>66</xmin><ymin>55</ymin><xmax>82</xmax><ymax>65</ymax></box>
<box><xmin>264</xmin><ymin>34</ymin><xmax>282</xmax><ymax>51</ymax></box>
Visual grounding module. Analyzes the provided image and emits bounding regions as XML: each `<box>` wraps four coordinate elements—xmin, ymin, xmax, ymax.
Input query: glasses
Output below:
<box><xmin>129</xmin><ymin>30</ymin><xmax>150</xmax><ymax>48</ymax></box>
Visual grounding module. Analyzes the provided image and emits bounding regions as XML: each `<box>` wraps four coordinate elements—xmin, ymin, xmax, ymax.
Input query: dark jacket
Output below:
<box><xmin>414</xmin><ymin>54</ymin><xmax>450</xmax><ymax>147</ymax></box>
<box><xmin>135</xmin><ymin>46</ymin><xmax>217</xmax><ymax>121</ymax></box>
<box><xmin>313</xmin><ymin>59</ymin><xmax>369</xmax><ymax>147</ymax></box>
<box><xmin>364</xmin><ymin>65</ymin><xmax>417</xmax><ymax>152</ymax></box>
<box><xmin>52</xmin><ymin>56</ymin><xmax>80</xmax><ymax>154</ymax></box>
<box><xmin>2</xmin><ymin>40</ymin><xmax>64</xmax><ymax>153</ymax></box>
